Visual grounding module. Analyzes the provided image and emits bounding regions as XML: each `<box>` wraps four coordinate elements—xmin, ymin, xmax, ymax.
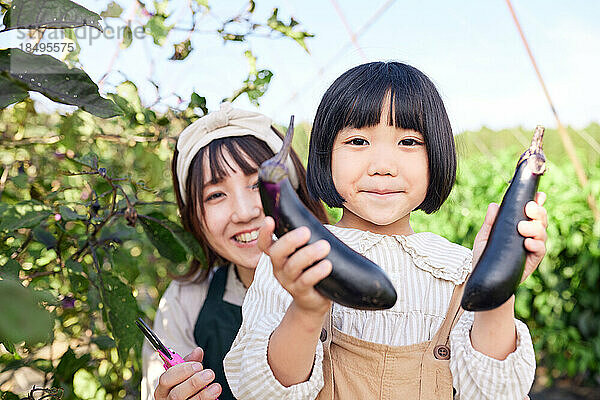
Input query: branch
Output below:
<box><xmin>0</xmin><ymin>136</ymin><xmax>61</xmax><ymax>147</ymax></box>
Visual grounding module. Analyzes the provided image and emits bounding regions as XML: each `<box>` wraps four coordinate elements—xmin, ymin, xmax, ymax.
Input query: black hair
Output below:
<box><xmin>306</xmin><ymin>61</ymin><xmax>456</xmax><ymax>214</ymax></box>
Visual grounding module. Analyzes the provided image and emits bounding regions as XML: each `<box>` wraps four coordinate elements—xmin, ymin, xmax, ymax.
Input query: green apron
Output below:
<box><xmin>193</xmin><ymin>265</ymin><xmax>242</xmax><ymax>400</ymax></box>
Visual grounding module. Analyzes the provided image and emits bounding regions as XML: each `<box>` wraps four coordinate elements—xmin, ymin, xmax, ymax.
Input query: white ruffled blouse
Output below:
<box><xmin>224</xmin><ymin>225</ymin><xmax>536</xmax><ymax>400</ymax></box>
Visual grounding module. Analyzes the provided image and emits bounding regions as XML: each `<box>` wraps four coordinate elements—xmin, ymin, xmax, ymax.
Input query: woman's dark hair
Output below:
<box><xmin>172</xmin><ymin>128</ymin><xmax>328</xmax><ymax>282</ymax></box>
<box><xmin>306</xmin><ymin>61</ymin><xmax>456</xmax><ymax>214</ymax></box>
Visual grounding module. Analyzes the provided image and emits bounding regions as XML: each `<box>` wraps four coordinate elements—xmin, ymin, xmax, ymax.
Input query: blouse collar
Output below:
<box><xmin>324</xmin><ymin>225</ymin><xmax>472</xmax><ymax>285</ymax></box>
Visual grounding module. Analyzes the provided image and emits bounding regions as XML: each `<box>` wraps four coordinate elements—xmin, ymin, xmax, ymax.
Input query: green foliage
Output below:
<box><xmin>0</xmin><ymin>99</ymin><xmax>195</xmax><ymax>397</ymax></box>
<box><xmin>412</xmin><ymin>129</ymin><xmax>600</xmax><ymax>385</ymax></box>
<box><xmin>100</xmin><ymin>1</ymin><xmax>123</xmax><ymax>19</ymax></box>
<box><xmin>227</xmin><ymin>50</ymin><xmax>273</xmax><ymax>105</ymax></box>
<box><xmin>0</xmin><ymin>49</ymin><xmax>122</xmax><ymax>118</ymax></box>
<box><xmin>266</xmin><ymin>8</ymin><xmax>314</xmax><ymax>53</ymax></box>
<box><xmin>1</xmin><ymin>0</ymin><xmax>102</xmax><ymax>32</ymax></box>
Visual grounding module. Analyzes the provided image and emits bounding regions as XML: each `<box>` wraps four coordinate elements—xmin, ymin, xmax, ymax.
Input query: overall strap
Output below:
<box><xmin>204</xmin><ymin>265</ymin><xmax>228</xmax><ymax>304</ymax></box>
<box><xmin>428</xmin><ymin>279</ymin><xmax>468</xmax><ymax>358</ymax></box>
<box><xmin>316</xmin><ymin>306</ymin><xmax>334</xmax><ymax>400</ymax></box>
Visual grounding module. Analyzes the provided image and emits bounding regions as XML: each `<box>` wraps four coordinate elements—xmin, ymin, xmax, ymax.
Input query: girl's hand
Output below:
<box><xmin>153</xmin><ymin>347</ymin><xmax>221</xmax><ymax>400</ymax></box>
<box><xmin>258</xmin><ymin>216</ymin><xmax>332</xmax><ymax>317</ymax></box>
<box><xmin>472</xmin><ymin>192</ymin><xmax>548</xmax><ymax>283</ymax></box>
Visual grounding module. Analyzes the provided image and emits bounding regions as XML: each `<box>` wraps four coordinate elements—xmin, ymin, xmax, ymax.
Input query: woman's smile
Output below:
<box><xmin>231</xmin><ymin>228</ymin><xmax>260</xmax><ymax>247</ymax></box>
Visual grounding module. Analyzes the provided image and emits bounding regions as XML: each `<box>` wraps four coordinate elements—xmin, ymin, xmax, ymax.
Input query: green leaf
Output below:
<box><xmin>1</xmin><ymin>0</ymin><xmax>103</xmax><ymax>32</ymax></box>
<box><xmin>9</xmin><ymin>172</ymin><xmax>28</xmax><ymax>189</ymax></box>
<box><xmin>189</xmin><ymin>92</ymin><xmax>207</xmax><ymax>115</ymax></box>
<box><xmin>121</xmin><ymin>25</ymin><xmax>133</xmax><ymax>49</ymax></box>
<box><xmin>0</xmin><ymin>391</ymin><xmax>20</xmax><ymax>400</ymax></box>
<box><xmin>91</xmin><ymin>335</ymin><xmax>116</xmax><ymax>350</ymax></box>
<box><xmin>266</xmin><ymin>8</ymin><xmax>314</xmax><ymax>53</ymax></box>
<box><xmin>72</xmin><ymin>151</ymin><xmax>98</xmax><ymax>169</ymax></box>
<box><xmin>0</xmin><ymin>48</ymin><xmax>123</xmax><ymax>118</ymax></box>
<box><xmin>170</xmin><ymin>39</ymin><xmax>192</xmax><ymax>61</ymax></box>
<box><xmin>139</xmin><ymin>214</ymin><xmax>187</xmax><ymax>263</ymax></box>
<box><xmin>0</xmin><ymin>208</ymin><xmax>51</xmax><ymax>231</ymax></box>
<box><xmin>100</xmin><ymin>1</ymin><xmax>123</xmax><ymax>18</ymax></box>
<box><xmin>100</xmin><ymin>272</ymin><xmax>142</xmax><ymax>362</ymax></box>
<box><xmin>0</xmin><ymin>334</ymin><xmax>16</xmax><ymax>355</ymax></box>
<box><xmin>62</xmin><ymin>28</ymin><xmax>82</xmax><ymax>66</ymax></box>
<box><xmin>59</xmin><ymin>205</ymin><xmax>86</xmax><ymax>221</ymax></box>
<box><xmin>115</xmin><ymin>80</ymin><xmax>142</xmax><ymax>112</ymax></box>
<box><xmin>227</xmin><ymin>51</ymin><xmax>273</xmax><ymax>105</ymax></box>
<box><xmin>33</xmin><ymin>226</ymin><xmax>57</xmax><ymax>249</ymax></box>
<box><xmin>145</xmin><ymin>15</ymin><xmax>173</xmax><ymax>46</ymax></box>
<box><xmin>0</xmin><ymin>73</ymin><xmax>29</xmax><ymax>108</ymax></box>
<box><xmin>0</xmin><ymin>259</ymin><xmax>21</xmax><ymax>280</ymax></box>
<box><xmin>0</xmin><ymin>280</ymin><xmax>54</xmax><ymax>345</ymax></box>
<box><xmin>54</xmin><ymin>347</ymin><xmax>91</xmax><ymax>383</ymax></box>
<box><xmin>69</xmin><ymin>272</ymin><xmax>89</xmax><ymax>294</ymax></box>
<box><xmin>158</xmin><ymin>218</ymin><xmax>206</xmax><ymax>265</ymax></box>
<box><xmin>66</xmin><ymin>259</ymin><xmax>84</xmax><ymax>273</ymax></box>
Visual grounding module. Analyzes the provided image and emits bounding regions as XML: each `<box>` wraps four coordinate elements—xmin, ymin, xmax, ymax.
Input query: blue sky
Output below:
<box><xmin>2</xmin><ymin>0</ymin><xmax>599</xmax><ymax>132</ymax></box>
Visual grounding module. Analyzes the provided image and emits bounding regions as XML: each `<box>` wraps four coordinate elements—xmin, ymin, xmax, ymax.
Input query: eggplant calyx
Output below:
<box><xmin>259</xmin><ymin>115</ymin><xmax>295</xmax><ymax>184</ymax></box>
<box><xmin>519</xmin><ymin>125</ymin><xmax>546</xmax><ymax>175</ymax></box>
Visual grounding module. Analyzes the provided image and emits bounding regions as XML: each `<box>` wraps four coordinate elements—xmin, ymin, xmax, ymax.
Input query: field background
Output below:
<box><xmin>1</xmin><ymin>0</ymin><xmax>599</xmax><ymax>398</ymax></box>
<box><xmin>1</xmin><ymin>101</ymin><xmax>599</xmax><ymax>398</ymax></box>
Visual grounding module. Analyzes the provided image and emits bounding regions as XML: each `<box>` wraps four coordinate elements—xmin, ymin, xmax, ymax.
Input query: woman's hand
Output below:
<box><xmin>473</xmin><ymin>191</ymin><xmax>548</xmax><ymax>283</ymax></box>
<box><xmin>153</xmin><ymin>347</ymin><xmax>221</xmax><ymax>400</ymax></box>
<box><xmin>257</xmin><ymin>216</ymin><xmax>332</xmax><ymax>318</ymax></box>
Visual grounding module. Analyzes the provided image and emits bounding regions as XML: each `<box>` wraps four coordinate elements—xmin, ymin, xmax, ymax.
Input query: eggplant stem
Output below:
<box><xmin>521</xmin><ymin>125</ymin><xmax>546</xmax><ymax>175</ymax></box>
<box><xmin>258</xmin><ymin>115</ymin><xmax>295</xmax><ymax>184</ymax></box>
<box><xmin>274</xmin><ymin>115</ymin><xmax>294</xmax><ymax>165</ymax></box>
<box><xmin>529</xmin><ymin>125</ymin><xmax>545</xmax><ymax>153</ymax></box>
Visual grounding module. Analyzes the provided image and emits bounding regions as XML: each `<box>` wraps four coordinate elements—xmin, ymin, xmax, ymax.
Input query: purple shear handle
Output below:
<box><xmin>135</xmin><ymin>317</ymin><xmax>186</xmax><ymax>370</ymax></box>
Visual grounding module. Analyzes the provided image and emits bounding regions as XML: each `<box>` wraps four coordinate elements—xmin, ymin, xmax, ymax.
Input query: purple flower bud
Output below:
<box><xmin>62</xmin><ymin>296</ymin><xmax>75</xmax><ymax>309</ymax></box>
<box><xmin>54</xmin><ymin>213</ymin><xmax>62</xmax><ymax>221</ymax></box>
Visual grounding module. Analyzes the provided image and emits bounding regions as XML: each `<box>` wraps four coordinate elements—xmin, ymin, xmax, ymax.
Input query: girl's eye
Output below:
<box><xmin>205</xmin><ymin>192</ymin><xmax>224</xmax><ymax>202</ymax></box>
<box><xmin>345</xmin><ymin>138</ymin><xmax>369</xmax><ymax>146</ymax></box>
<box><xmin>250</xmin><ymin>181</ymin><xmax>259</xmax><ymax>190</ymax></box>
<box><xmin>399</xmin><ymin>138</ymin><xmax>423</xmax><ymax>146</ymax></box>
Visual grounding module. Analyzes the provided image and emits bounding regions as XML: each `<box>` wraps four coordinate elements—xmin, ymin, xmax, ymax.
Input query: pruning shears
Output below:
<box><xmin>136</xmin><ymin>317</ymin><xmax>185</xmax><ymax>370</ymax></box>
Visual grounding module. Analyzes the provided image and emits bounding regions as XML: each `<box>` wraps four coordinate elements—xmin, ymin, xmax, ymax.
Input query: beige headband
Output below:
<box><xmin>176</xmin><ymin>102</ymin><xmax>299</xmax><ymax>204</ymax></box>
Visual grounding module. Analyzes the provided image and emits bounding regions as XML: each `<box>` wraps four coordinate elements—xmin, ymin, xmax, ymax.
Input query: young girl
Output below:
<box><xmin>141</xmin><ymin>103</ymin><xmax>328</xmax><ymax>400</ymax></box>
<box><xmin>224</xmin><ymin>62</ymin><xmax>548</xmax><ymax>399</ymax></box>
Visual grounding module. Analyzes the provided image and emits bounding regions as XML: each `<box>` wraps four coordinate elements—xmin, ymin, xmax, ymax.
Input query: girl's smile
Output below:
<box><xmin>331</xmin><ymin>113</ymin><xmax>429</xmax><ymax>236</ymax></box>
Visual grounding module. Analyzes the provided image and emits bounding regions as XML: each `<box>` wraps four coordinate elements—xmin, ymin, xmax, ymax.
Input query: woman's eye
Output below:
<box><xmin>346</xmin><ymin>138</ymin><xmax>369</xmax><ymax>146</ymax></box>
<box><xmin>250</xmin><ymin>181</ymin><xmax>259</xmax><ymax>190</ymax></box>
<box><xmin>205</xmin><ymin>192</ymin><xmax>224</xmax><ymax>202</ymax></box>
<box><xmin>399</xmin><ymin>138</ymin><xmax>422</xmax><ymax>146</ymax></box>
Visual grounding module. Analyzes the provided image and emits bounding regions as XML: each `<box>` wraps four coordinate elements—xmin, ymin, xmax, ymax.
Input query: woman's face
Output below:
<box><xmin>198</xmin><ymin>149</ymin><xmax>265</xmax><ymax>273</ymax></box>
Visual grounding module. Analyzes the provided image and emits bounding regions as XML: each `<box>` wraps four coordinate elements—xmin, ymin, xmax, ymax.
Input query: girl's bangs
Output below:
<box><xmin>340</xmin><ymin>69</ymin><xmax>426</xmax><ymax>134</ymax></box>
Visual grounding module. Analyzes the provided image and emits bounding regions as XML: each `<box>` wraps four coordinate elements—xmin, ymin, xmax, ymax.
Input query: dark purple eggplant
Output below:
<box><xmin>461</xmin><ymin>126</ymin><xmax>546</xmax><ymax>311</ymax></box>
<box><xmin>258</xmin><ymin>116</ymin><xmax>397</xmax><ymax>310</ymax></box>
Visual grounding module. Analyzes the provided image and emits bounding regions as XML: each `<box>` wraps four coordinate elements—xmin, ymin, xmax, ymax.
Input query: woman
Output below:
<box><xmin>141</xmin><ymin>102</ymin><xmax>328</xmax><ymax>400</ymax></box>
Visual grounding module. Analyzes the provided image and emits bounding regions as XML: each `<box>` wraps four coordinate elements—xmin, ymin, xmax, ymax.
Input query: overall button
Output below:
<box><xmin>320</xmin><ymin>328</ymin><xmax>328</xmax><ymax>342</ymax></box>
<box><xmin>434</xmin><ymin>345</ymin><xmax>450</xmax><ymax>360</ymax></box>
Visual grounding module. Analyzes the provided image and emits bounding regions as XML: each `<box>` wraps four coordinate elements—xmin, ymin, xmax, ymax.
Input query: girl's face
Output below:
<box><xmin>331</xmin><ymin>116</ymin><xmax>429</xmax><ymax>236</ymax></box>
<box><xmin>198</xmin><ymin>149</ymin><xmax>265</xmax><ymax>275</ymax></box>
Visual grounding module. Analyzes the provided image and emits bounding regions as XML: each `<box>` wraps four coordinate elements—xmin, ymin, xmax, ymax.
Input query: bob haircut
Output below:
<box><xmin>306</xmin><ymin>61</ymin><xmax>456</xmax><ymax>214</ymax></box>
<box><xmin>172</xmin><ymin>129</ymin><xmax>328</xmax><ymax>282</ymax></box>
